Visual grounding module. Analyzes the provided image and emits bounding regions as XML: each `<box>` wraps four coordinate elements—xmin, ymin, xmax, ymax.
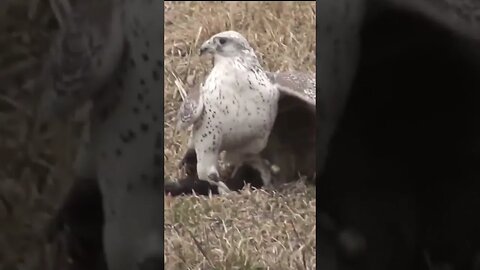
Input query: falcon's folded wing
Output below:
<box><xmin>176</xmin><ymin>82</ymin><xmax>204</xmax><ymax>130</ymax></box>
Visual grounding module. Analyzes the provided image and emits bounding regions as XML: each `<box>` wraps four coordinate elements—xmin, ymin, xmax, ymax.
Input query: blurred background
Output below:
<box><xmin>0</xmin><ymin>0</ymin><xmax>88</xmax><ymax>268</ymax></box>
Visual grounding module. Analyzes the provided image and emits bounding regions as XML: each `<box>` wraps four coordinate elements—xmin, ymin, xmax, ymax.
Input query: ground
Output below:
<box><xmin>164</xmin><ymin>2</ymin><xmax>316</xmax><ymax>269</ymax></box>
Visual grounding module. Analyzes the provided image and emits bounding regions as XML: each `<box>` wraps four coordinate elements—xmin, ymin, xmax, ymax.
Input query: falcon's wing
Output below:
<box><xmin>38</xmin><ymin>0</ymin><xmax>124</xmax><ymax>121</ymax></box>
<box><xmin>266</xmin><ymin>71</ymin><xmax>316</xmax><ymax>112</ymax></box>
<box><xmin>176</xmin><ymin>82</ymin><xmax>204</xmax><ymax>130</ymax></box>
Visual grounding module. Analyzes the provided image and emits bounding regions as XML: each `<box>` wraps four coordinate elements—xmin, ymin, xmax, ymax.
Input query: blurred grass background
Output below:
<box><xmin>0</xmin><ymin>0</ymin><xmax>87</xmax><ymax>268</ymax></box>
<box><xmin>164</xmin><ymin>2</ymin><xmax>316</xmax><ymax>269</ymax></box>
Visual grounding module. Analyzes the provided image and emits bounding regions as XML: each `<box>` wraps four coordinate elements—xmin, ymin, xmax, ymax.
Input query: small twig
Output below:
<box><xmin>170</xmin><ymin>70</ymin><xmax>188</xmax><ymax>101</ymax></box>
<box><xmin>169</xmin><ymin>225</ymin><xmax>191</xmax><ymax>269</ymax></box>
<box><xmin>174</xmin><ymin>79</ymin><xmax>187</xmax><ymax>102</ymax></box>
<box><xmin>168</xmin><ymin>69</ymin><xmax>187</xmax><ymax>137</ymax></box>
<box><xmin>208</xmin><ymin>224</ymin><xmax>220</xmax><ymax>239</ymax></box>
<box><xmin>194</xmin><ymin>26</ymin><xmax>203</xmax><ymax>49</ymax></box>
<box><xmin>290</xmin><ymin>219</ymin><xmax>307</xmax><ymax>270</ymax></box>
<box><xmin>182</xmin><ymin>26</ymin><xmax>203</xmax><ymax>83</ymax></box>
<box><xmin>181</xmin><ymin>227</ymin><xmax>215</xmax><ymax>268</ymax></box>
<box><xmin>184</xmin><ymin>27</ymin><xmax>202</xmax><ymax>83</ymax></box>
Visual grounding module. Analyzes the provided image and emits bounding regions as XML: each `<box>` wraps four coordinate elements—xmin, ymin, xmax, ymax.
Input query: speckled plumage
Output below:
<box><xmin>91</xmin><ymin>1</ymin><xmax>163</xmax><ymax>269</ymax></box>
<box><xmin>268</xmin><ymin>71</ymin><xmax>316</xmax><ymax>106</ymax></box>
<box><xmin>179</xmin><ymin>31</ymin><xmax>279</xmax><ymax>188</ymax></box>
<box><xmin>178</xmin><ymin>70</ymin><xmax>316</xmax><ymax>131</ymax></box>
<box><xmin>178</xmin><ymin>70</ymin><xmax>317</xmax><ymax>186</ymax></box>
<box><xmin>41</xmin><ymin>0</ymin><xmax>164</xmax><ymax>269</ymax></box>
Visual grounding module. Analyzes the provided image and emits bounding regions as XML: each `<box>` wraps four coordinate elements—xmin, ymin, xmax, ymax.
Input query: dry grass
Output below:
<box><xmin>0</xmin><ymin>1</ymin><xmax>86</xmax><ymax>268</ymax></box>
<box><xmin>164</xmin><ymin>1</ymin><xmax>316</xmax><ymax>269</ymax></box>
<box><xmin>164</xmin><ymin>183</ymin><xmax>317</xmax><ymax>269</ymax></box>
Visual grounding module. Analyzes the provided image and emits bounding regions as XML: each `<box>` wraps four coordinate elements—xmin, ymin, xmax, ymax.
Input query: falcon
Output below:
<box><xmin>177</xmin><ymin>31</ymin><xmax>280</xmax><ymax>189</ymax></box>
<box><xmin>177</xmin><ymin>70</ymin><xmax>316</xmax><ymax>187</ymax></box>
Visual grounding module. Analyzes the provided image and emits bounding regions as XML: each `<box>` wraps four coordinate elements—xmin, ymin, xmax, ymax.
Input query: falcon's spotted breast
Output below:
<box><xmin>178</xmin><ymin>31</ymin><xmax>280</xmax><ymax>190</ymax></box>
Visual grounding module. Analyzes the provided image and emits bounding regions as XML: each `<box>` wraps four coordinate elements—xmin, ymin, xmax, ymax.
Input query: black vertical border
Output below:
<box><xmin>315</xmin><ymin>1</ymin><xmax>320</xmax><ymax>268</ymax></box>
<box><xmin>159</xmin><ymin>0</ymin><xmax>165</xmax><ymax>265</ymax></box>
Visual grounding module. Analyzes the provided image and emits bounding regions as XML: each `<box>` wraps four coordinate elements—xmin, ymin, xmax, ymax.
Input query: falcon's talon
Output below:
<box><xmin>216</xmin><ymin>181</ymin><xmax>231</xmax><ymax>195</ymax></box>
<box><xmin>207</xmin><ymin>171</ymin><xmax>220</xmax><ymax>182</ymax></box>
<box><xmin>271</xmin><ymin>164</ymin><xmax>280</xmax><ymax>175</ymax></box>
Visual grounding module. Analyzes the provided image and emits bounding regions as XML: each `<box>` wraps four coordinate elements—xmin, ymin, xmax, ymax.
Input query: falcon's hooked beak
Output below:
<box><xmin>199</xmin><ymin>40</ymin><xmax>215</xmax><ymax>56</ymax></box>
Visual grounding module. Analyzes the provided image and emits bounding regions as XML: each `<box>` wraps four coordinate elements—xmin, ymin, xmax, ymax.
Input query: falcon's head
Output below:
<box><xmin>199</xmin><ymin>31</ymin><xmax>255</xmax><ymax>58</ymax></box>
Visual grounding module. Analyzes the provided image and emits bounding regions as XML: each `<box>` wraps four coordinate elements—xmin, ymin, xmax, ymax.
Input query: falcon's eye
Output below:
<box><xmin>218</xmin><ymin>38</ymin><xmax>227</xmax><ymax>45</ymax></box>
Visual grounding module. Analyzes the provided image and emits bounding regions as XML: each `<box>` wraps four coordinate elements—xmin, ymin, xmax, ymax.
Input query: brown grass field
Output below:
<box><xmin>164</xmin><ymin>1</ymin><xmax>316</xmax><ymax>269</ymax></box>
